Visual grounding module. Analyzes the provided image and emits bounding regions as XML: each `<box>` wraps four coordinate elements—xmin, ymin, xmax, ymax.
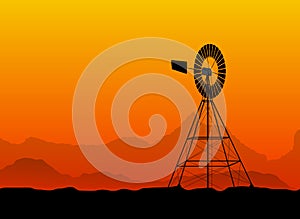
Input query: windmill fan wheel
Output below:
<box><xmin>194</xmin><ymin>44</ymin><xmax>226</xmax><ymax>99</ymax></box>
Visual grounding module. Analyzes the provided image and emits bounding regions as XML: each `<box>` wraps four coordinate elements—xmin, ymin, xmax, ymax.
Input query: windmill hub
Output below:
<box><xmin>202</xmin><ymin>67</ymin><xmax>212</xmax><ymax>76</ymax></box>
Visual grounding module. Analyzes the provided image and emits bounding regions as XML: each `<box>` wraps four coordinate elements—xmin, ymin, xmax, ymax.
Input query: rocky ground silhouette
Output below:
<box><xmin>1</xmin><ymin>186</ymin><xmax>299</xmax><ymax>217</ymax></box>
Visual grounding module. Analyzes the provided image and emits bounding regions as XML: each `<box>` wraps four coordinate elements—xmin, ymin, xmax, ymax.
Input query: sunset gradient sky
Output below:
<box><xmin>1</xmin><ymin>0</ymin><xmax>300</xmax><ymax>161</ymax></box>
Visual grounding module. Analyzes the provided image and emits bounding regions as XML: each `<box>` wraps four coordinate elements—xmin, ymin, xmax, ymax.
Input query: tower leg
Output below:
<box><xmin>206</xmin><ymin>99</ymin><xmax>210</xmax><ymax>188</ymax></box>
<box><xmin>168</xmin><ymin>98</ymin><xmax>205</xmax><ymax>187</ymax></box>
<box><xmin>211</xmin><ymin>100</ymin><xmax>253</xmax><ymax>188</ymax></box>
<box><xmin>210</xmin><ymin>99</ymin><xmax>235</xmax><ymax>187</ymax></box>
<box><xmin>168</xmin><ymin>98</ymin><xmax>253</xmax><ymax>189</ymax></box>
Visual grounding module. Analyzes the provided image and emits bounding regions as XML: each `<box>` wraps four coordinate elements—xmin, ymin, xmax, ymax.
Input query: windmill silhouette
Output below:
<box><xmin>168</xmin><ymin>44</ymin><xmax>253</xmax><ymax>190</ymax></box>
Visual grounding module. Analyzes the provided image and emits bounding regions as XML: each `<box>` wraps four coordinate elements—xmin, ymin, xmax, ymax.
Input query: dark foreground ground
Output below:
<box><xmin>0</xmin><ymin>186</ymin><xmax>299</xmax><ymax>216</ymax></box>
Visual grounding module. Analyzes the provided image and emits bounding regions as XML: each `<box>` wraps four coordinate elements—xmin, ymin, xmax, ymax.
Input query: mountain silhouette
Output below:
<box><xmin>264</xmin><ymin>129</ymin><xmax>300</xmax><ymax>189</ymax></box>
<box><xmin>0</xmin><ymin>158</ymin><xmax>72</xmax><ymax>189</ymax></box>
<box><xmin>0</xmin><ymin>157</ymin><xmax>290</xmax><ymax>190</ymax></box>
<box><xmin>0</xmin><ymin>137</ymin><xmax>98</xmax><ymax>177</ymax></box>
<box><xmin>0</xmin><ymin>157</ymin><xmax>169</xmax><ymax>190</ymax></box>
<box><xmin>228</xmin><ymin>132</ymin><xmax>268</xmax><ymax>171</ymax></box>
<box><xmin>248</xmin><ymin>171</ymin><xmax>290</xmax><ymax>189</ymax></box>
<box><xmin>0</xmin><ymin>126</ymin><xmax>299</xmax><ymax>189</ymax></box>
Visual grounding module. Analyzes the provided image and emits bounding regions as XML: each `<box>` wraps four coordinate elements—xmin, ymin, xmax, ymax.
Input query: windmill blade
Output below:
<box><xmin>171</xmin><ymin>60</ymin><xmax>188</xmax><ymax>74</ymax></box>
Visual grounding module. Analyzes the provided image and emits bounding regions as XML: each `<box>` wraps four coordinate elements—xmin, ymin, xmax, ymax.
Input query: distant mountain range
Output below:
<box><xmin>0</xmin><ymin>137</ymin><xmax>98</xmax><ymax>177</ymax></box>
<box><xmin>0</xmin><ymin>157</ymin><xmax>290</xmax><ymax>190</ymax></box>
<box><xmin>0</xmin><ymin>129</ymin><xmax>299</xmax><ymax>190</ymax></box>
<box><xmin>229</xmin><ymin>130</ymin><xmax>300</xmax><ymax>189</ymax></box>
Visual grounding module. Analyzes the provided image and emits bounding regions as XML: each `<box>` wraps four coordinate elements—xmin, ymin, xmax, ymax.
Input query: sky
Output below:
<box><xmin>0</xmin><ymin>0</ymin><xmax>300</xmax><ymax>160</ymax></box>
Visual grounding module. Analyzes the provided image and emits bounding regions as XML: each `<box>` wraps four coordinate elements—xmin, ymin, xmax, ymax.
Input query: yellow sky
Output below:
<box><xmin>0</xmin><ymin>0</ymin><xmax>300</xmax><ymax>159</ymax></box>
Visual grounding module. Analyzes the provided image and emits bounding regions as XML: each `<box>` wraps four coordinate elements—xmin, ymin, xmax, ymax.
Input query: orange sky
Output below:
<box><xmin>0</xmin><ymin>0</ymin><xmax>300</xmax><ymax>160</ymax></box>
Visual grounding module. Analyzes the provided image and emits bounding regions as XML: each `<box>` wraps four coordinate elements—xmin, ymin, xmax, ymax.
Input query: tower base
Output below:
<box><xmin>168</xmin><ymin>98</ymin><xmax>253</xmax><ymax>190</ymax></box>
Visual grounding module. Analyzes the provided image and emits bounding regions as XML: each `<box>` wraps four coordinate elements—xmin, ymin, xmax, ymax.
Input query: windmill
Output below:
<box><xmin>168</xmin><ymin>44</ymin><xmax>253</xmax><ymax>190</ymax></box>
